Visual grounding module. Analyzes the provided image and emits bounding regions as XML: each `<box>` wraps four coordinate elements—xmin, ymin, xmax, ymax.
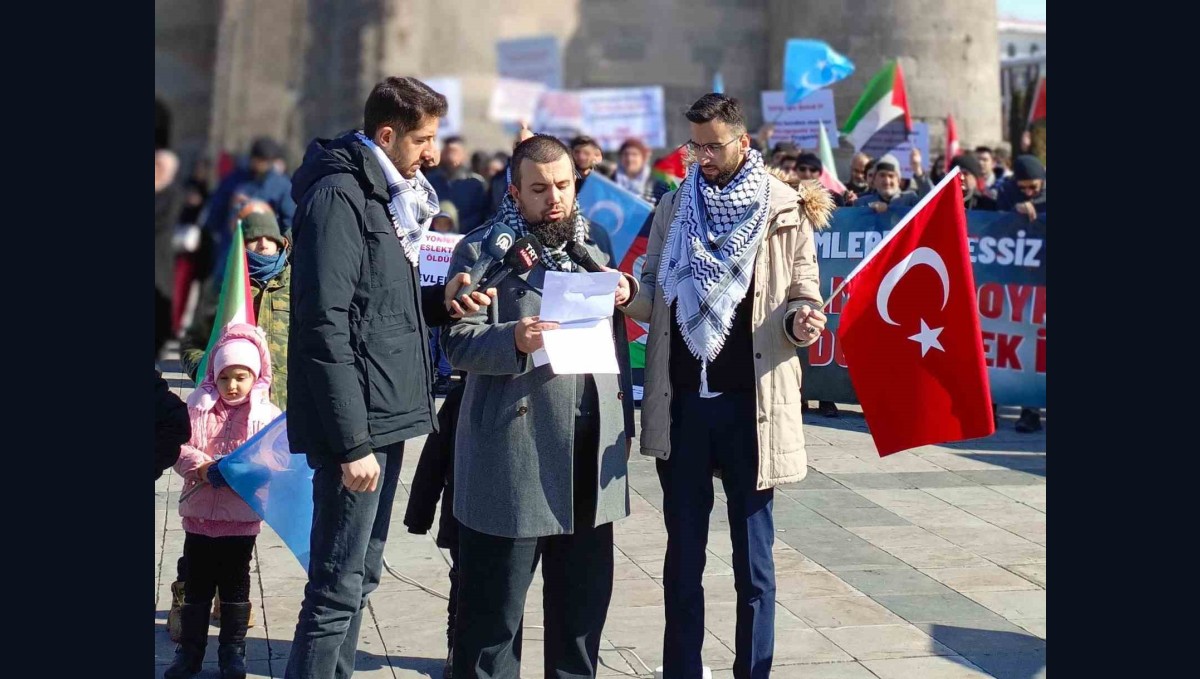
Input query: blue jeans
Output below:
<box><xmin>285</xmin><ymin>445</ymin><xmax>404</xmax><ymax>679</ymax></box>
<box><xmin>657</xmin><ymin>391</ymin><xmax>775</xmax><ymax>679</ymax></box>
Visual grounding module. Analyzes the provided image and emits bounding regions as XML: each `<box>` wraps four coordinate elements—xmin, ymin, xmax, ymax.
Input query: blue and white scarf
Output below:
<box><xmin>657</xmin><ymin>148</ymin><xmax>771</xmax><ymax>362</ymax></box>
<box><xmin>355</xmin><ymin>132</ymin><xmax>438</xmax><ymax>266</ymax></box>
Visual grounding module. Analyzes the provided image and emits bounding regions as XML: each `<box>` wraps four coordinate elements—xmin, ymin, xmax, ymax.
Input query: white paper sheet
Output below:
<box><xmin>541</xmin><ymin>318</ymin><xmax>619</xmax><ymax>374</ymax></box>
<box><xmin>538</xmin><ymin>271</ymin><xmax>621</xmax><ymax>374</ymax></box>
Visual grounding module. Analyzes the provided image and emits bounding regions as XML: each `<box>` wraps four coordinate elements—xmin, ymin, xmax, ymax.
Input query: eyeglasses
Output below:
<box><xmin>686</xmin><ymin>137</ymin><xmax>739</xmax><ymax>157</ymax></box>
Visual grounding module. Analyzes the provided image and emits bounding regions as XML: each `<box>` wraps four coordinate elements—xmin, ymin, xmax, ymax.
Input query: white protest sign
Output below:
<box><xmin>423</xmin><ymin>77</ymin><xmax>462</xmax><ymax>139</ymax></box>
<box><xmin>533</xmin><ymin>90</ymin><xmax>586</xmax><ymax>141</ymax></box>
<box><xmin>877</xmin><ymin>121</ymin><xmax>931</xmax><ymax>180</ymax></box>
<box><xmin>419</xmin><ymin>232</ymin><xmax>464</xmax><ymax>287</ymax></box>
<box><xmin>577</xmin><ymin>87</ymin><xmax>666</xmax><ymax>151</ymax></box>
<box><xmin>488</xmin><ymin>78</ymin><xmax>547</xmax><ymax>124</ymax></box>
<box><xmin>497</xmin><ymin>35</ymin><xmax>562</xmax><ymax>89</ymax></box>
<box><xmin>760</xmin><ymin>89</ymin><xmax>838</xmax><ymax>151</ymax></box>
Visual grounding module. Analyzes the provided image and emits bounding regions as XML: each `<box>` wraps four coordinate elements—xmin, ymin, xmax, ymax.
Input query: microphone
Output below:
<box><xmin>458</xmin><ymin>224</ymin><xmax>517</xmax><ymax>299</ymax></box>
<box><xmin>564</xmin><ymin>240</ymin><xmax>605</xmax><ymax>273</ymax></box>
<box><xmin>458</xmin><ymin>236</ymin><xmax>543</xmax><ymax>303</ymax></box>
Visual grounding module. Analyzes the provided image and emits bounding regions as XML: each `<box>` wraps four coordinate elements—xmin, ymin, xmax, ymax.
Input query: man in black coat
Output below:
<box><xmin>284</xmin><ymin>76</ymin><xmax>493</xmax><ymax>678</ymax></box>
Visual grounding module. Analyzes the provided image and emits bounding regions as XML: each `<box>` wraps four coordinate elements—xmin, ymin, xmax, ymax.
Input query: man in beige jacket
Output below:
<box><xmin>619</xmin><ymin>93</ymin><xmax>831</xmax><ymax>679</ymax></box>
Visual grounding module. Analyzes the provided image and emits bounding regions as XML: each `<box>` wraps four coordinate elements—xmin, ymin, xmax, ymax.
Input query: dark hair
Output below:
<box><xmin>570</xmin><ymin>135</ymin><xmax>601</xmax><ymax>152</ymax></box>
<box><xmin>684</xmin><ymin>93</ymin><xmax>746</xmax><ymax>132</ymax></box>
<box><xmin>443</xmin><ymin>136</ymin><xmax>465</xmax><ymax>147</ymax></box>
<box><xmin>974</xmin><ymin>145</ymin><xmax>994</xmax><ymax>156</ymax></box>
<box><xmin>511</xmin><ymin>134</ymin><xmax>571</xmax><ymax>187</ymax></box>
<box><xmin>363</xmin><ymin>77</ymin><xmax>448</xmax><ymax>137</ymax></box>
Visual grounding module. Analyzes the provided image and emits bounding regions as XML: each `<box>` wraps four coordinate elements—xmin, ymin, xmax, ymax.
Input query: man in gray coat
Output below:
<box><xmin>443</xmin><ymin>134</ymin><xmax>634</xmax><ymax>679</ymax></box>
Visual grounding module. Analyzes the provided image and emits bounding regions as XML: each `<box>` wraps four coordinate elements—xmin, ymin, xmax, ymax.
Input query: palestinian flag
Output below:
<box><xmin>1028</xmin><ymin>76</ymin><xmax>1046</xmax><ymax>125</ymax></box>
<box><xmin>817</xmin><ymin>121</ymin><xmax>846</xmax><ymax>194</ymax></box>
<box><xmin>651</xmin><ymin>145</ymin><xmax>689</xmax><ymax>190</ymax></box>
<box><xmin>841</xmin><ymin>60</ymin><xmax>912</xmax><ymax>157</ymax></box>
<box><xmin>195</xmin><ymin>221</ymin><xmax>257</xmax><ymax>383</ymax></box>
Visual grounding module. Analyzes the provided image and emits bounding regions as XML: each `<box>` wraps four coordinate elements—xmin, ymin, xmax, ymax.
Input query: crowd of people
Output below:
<box><xmin>154</xmin><ymin>75</ymin><xmax>1045</xmax><ymax>679</ymax></box>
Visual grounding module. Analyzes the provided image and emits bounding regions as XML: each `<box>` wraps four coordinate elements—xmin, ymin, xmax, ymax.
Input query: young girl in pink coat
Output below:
<box><xmin>165</xmin><ymin>323</ymin><xmax>282</xmax><ymax>679</ymax></box>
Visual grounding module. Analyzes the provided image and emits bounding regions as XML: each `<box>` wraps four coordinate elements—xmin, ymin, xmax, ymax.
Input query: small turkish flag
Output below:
<box><xmin>837</xmin><ymin>169</ymin><xmax>994</xmax><ymax>456</ymax></box>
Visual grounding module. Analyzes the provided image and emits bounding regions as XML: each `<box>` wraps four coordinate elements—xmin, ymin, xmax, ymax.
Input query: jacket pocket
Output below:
<box><xmin>364</xmin><ymin>207</ymin><xmax>406</xmax><ymax>290</ymax></box>
<box><xmin>361</xmin><ymin>321</ymin><xmax>423</xmax><ymax>424</ymax></box>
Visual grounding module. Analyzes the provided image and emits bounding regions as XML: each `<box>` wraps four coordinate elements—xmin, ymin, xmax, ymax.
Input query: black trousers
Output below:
<box><xmin>452</xmin><ymin>415</ymin><xmax>613</xmax><ymax>679</ymax></box>
<box><xmin>181</xmin><ymin>533</ymin><xmax>257</xmax><ymax>605</ymax></box>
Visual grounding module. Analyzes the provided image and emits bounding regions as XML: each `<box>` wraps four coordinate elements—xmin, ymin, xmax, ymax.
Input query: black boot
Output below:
<box><xmin>164</xmin><ymin>603</ymin><xmax>209</xmax><ymax>679</ymax></box>
<box><xmin>217</xmin><ymin>601</ymin><xmax>252</xmax><ymax>679</ymax></box>
<box><xmin>1015</xmin><ymin>408</ymin><xmax>1042</xmax><ymax>433</ymax></box>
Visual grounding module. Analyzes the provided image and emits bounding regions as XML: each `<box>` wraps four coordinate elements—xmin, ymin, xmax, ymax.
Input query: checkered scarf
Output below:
<box><xmin>658</xmin><ymin>148</ymin><xmax>770</xmax><ymax>362</ymax></box>
<box><xmin>355</xmin><ymin>132</ymin><xmax>438</xmax><ymax>266</ymax></box>
<box><xmin>494</xmin><ymin>193</ymin><xmax>588</xmax><ymax>272</ymax></box>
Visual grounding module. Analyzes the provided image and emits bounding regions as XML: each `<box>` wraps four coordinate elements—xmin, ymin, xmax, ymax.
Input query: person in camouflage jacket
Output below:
<box><xmin>180</xmin><ymin>208</ymin><xmax>290</xmax><ymax>410</ymax></box>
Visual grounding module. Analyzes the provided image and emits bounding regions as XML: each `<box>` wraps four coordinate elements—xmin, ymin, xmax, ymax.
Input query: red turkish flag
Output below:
<box><xmin>944</xmin><ymin>114</ymin><xmax>960</xmax><ymax>172</ymax></box>
<box><xmin>837</xmin><ymin>170</ymin><xmax>994</xmax><ymax>456</ymax></box>
<box><xmin>1028</xmin><ymin>77</ymin><xmax>1046</xmax><ymax>125</ymax></box>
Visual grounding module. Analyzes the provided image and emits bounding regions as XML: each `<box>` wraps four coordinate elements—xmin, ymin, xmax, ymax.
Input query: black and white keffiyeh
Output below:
<box><xmin>494</xmin><ymin>193</ymin><xmax>588</xmax><ymax>272</ymax></box>
<box><xmin>657</xmin><ymin>148</ymin><xmax>771</xmax><ymax>362</ymax></box>
<box><xmin>355</xmin><ymin>132</ymin><xmax>439</xmax><ymax>266</ymax></box>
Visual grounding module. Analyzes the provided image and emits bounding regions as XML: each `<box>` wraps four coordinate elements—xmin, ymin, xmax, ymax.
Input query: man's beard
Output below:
<box><xmin>877</xmin><ymin>186</ymin><xmax>899</xmax><ymax>200</ymax></box>
<box><xmin>706</xmin><ymin>155</ymin><xmax>745</xmax><ymax>188</ymax></box>
<box><xmin>526</xmin><ymin>205</ymin><xmax>580</xmax><ymax>248</ymax></box>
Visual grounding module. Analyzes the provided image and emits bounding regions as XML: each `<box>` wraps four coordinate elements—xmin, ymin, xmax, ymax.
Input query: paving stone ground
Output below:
<box><xmin>155</xmin><ymin>352</ymin><xmax>1046</xmax><ymax>678</ymax></box>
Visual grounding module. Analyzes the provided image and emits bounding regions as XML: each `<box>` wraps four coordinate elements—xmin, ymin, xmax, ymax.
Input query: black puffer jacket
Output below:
<box><xmin>155</xmin><ymin>370</ymin><xmax>191</xmax><ymax>480</ymax></box>
<box><xmin>287</xmin><ymin>132</ymin><xmax>453</xmax><ymax>467</ymax></box>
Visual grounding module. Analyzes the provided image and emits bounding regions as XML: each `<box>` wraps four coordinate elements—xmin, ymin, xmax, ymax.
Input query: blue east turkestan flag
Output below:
<box><xmin>577</xmin><ymin>172</ymin><xmax>653</xmax><ymax>265</ymax></box>
<box><xmin>217</xmin><ymin>414</ymin><xmax>314</xmax><ymax>571</ymax></box>
<box><xmin>783</xmin><ymin>39</ymin><xmax>855</xmax><ymax>105</ymax></box>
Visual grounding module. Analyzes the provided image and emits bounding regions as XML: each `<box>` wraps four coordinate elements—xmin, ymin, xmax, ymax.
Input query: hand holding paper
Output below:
<box><xmin>537</xmin><ymin>271</ymin><xmax>621</xmax><ymax>374</ymax></box>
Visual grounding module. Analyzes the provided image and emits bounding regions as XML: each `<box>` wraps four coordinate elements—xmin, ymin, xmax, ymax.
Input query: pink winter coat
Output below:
<box><xmin>174</xmin><ymin>323</ymin><xmax>283</xmax><ymax>537</ymax></box>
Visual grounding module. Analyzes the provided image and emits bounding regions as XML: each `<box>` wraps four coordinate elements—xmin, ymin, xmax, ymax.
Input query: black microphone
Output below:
<box><xmin>470</xmin><ymin>235</ymin><xmax>543</xmax><ymax>293</ymax></box>
<box><xmin>480</xmin><ymin>236</ymin><xmax>547</xmax><ymax>290</ymax></box>
<box><xmin>457</xmin><ymin>224</ymin><xmax>517</xmax><ymax>300</ymax></box>
<box><xmin>564</xmin><ymin>240</ymin><xmax>606</xmax><ymax>273</ymax></box>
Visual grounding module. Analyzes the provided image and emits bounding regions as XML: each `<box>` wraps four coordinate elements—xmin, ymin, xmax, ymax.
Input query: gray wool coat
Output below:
<box><xmin>442</xmin><ymin>219</ymin><xmax>633</xmax><ymax>539</ymax></box>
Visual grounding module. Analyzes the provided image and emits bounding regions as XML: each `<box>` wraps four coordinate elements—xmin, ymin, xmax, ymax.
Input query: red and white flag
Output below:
<box><xmin>944</xmin><ymin>114</ymin><xmax>960</xmax><ymax>172</ymax></box>
<box><xmin>835</xmin><ymin>168</ymin><xmax>994</xmax><ymax>456</ymax></box>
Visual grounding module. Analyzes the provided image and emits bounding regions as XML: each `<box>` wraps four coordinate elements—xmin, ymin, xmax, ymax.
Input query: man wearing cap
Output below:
<box><xmin>204</xmin><ymin>137</ymin><xmax>298</xmax><ymax>288</ymax></box>
<box><xmin>793</xmin><ymin>152</ymin><xmax>853</xmax><ymax>207</ymax></box>
<box><xmin>853</xmin><ymin>153</ymin><xmax>920</xmax><ymax>214</ymax></box>
<box><xmin>996</xmin><ymin>155</ymin><xmax>1047</xmax><ymax>222</ymax></box>
<box><xmin>913</xmin><ymin>152</ymin><xmax>997</xmax><ymax>211</ymax></box>
<box><xmin>181</xmin><ymin>207</ymin><xmax>293</xmax><ymax>408</ymax></box>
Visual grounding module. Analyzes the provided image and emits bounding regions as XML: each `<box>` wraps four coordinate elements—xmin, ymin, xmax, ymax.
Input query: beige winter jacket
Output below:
<box><xmin>621</xmin><ymin>174</ymin><xmax>832</xmax><ymax>489</ymax></box>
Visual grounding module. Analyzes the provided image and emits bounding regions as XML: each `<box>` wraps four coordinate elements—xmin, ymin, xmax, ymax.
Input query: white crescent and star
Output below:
<box><xmin>586</xmin><ymin>201</ymin><xmax>626</xmax><ymax>233</ymax></box>
<box><xmin>875</xmin><ymin>246</ymin><xmax>950</xmax><ymax>357</ymax></box>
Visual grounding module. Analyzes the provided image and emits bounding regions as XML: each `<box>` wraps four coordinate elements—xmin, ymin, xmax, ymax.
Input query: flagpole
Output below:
<box><xmin>821</xmin><ymin>166</ymin><xmax>962</xmax><ymax>309</ymax></box>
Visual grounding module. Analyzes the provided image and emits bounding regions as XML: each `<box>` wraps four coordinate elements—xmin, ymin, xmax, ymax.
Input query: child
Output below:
<box><xmin>172</xmin><ymin>207</ymin><xmax>290</xmax><ymax>637</ymax></box>
<box><xmin>165</xmin><ymin>324</ymin><xmax>282</xmax><ymax>679</ymax></box>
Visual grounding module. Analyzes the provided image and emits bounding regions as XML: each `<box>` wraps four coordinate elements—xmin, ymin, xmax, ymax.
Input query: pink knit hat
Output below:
<box><xmin>212</xmin><ymin>338</ymin><xmax>261</xmax><ymax>379</ymax></box>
